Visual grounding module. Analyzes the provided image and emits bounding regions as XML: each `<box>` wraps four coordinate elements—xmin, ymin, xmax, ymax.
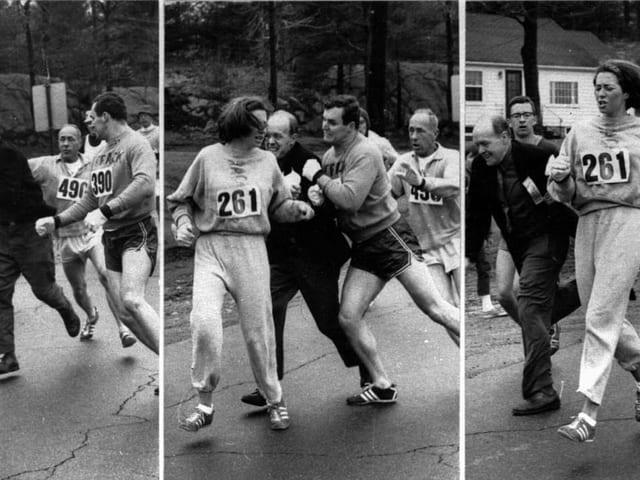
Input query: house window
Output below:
<box><xmin>550</xmin><ymin>81</ymin><xmax>578</xmax><ymax>104</ymax></box>
<box><xmin>466</xmin><ymin>71</ymin><xmax>483</xmax><ymax>102</ymax></box>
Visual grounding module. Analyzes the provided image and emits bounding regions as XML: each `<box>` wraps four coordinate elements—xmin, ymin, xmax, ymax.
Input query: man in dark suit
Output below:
<box><xmin>0</xmin><ymin>140</ymin><xmax>80</xmax><ymax>375</ymax></box>
<box><xmin>467</xmin><ymin>115</ymin><xmax>580</xmax><ymax>415</ymax></box>
<box><xmin>240</xmin><ymin>110</ymin><xmax>369</xmax><ymax>407</ymax></box>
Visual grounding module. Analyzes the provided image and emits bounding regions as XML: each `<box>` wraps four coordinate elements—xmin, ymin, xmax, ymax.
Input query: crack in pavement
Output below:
<box><xmin>168</xmin><ymin>443</ymin><xmax>458</xmax><ymax>462</ymax></box>
<box><xmin>1</xmin><ymin>430</ymin><xmax>89</xmax><ymax>480</ymax></box>
<box><xmin>166</xmin><ymin>352</ymin><xmax>333</xmax><ymax>410</ymax></box>
<box><xmin>466</xmin><ymin>415</ymin><xmax>634</xmax><ymax>438</ymax></box>
<box><xmin>113</xmin><ymin>372</ymin><xmax>158</xmax><ymax>422</ymax></box>
<box><xmin>2</xmin><ymin>375</ymin><xmax>157</xmax><ymax>480</ymax></box>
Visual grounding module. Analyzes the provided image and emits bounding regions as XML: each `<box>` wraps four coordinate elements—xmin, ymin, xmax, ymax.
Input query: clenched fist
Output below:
<box><xmin>35</xmin><ymin>216</ymin><xmax>55</xmax><ymax>237</ymax></box>
<box><xmin>547</xmin><ymin>154</ymin><xmax>571</xmax><ymax>182</ymax></box>
<box><xmin>307</xmin><ymin>184</ymin><xmax>325</xmax><ymax>207</ymax></box>
<box><xmin>172</xmin><ymin>218</ymin><xmax>196</xmax><ymax>247</ymax></box>
<box><xmin>85</xmin><ymin>209</ymin><xmax>107</xmax><ymax>232</ymax></box>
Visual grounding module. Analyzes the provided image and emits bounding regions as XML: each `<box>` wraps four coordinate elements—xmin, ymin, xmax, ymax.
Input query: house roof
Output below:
<box><xmin>466</xmin><ymin>13</ymin><xmax>614</xmax><ymax>68</ymax></box>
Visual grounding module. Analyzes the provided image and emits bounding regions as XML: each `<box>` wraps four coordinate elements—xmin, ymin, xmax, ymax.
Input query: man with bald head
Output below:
<box><xmin>389</xmin><ymin>108</ymin><xmax>460</xmax><ymax>305</ymax></box>
<box><xmin>29</xmin><ymin>124</ymin><xmax>137</xmax><ymax>347</ymax></box>
<box><xmin>467</xmin><ymin>115</ymin><xmax>580</xmax><ymax>416</ymax></box>
<box><xmin>239</xmin><ymin>110</ymin><xmax>369</xmax><ymax>407</ymax></box>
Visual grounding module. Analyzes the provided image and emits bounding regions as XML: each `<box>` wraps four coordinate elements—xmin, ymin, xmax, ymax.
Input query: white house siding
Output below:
<box><xmin>539</xmin><ymin>68</ymin><xmax>599</xmax><ymax>131</ymax></box>
<box><xmin>465</xmin><ymin>65</ymin><xmax>509</xmax><ymax>128</ymax></box>
<box><xmin>465</xmin><ymin>63</ymin><xmax>601</xmax><ymax>135</ymax></box>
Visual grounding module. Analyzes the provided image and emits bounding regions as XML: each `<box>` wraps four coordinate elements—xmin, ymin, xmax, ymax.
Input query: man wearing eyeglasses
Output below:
<box><xmin>499</xmin><ymin>96</ymin><xmax>563</xmax><ymax>354</ymax></box>
<box><xmin>508</xmin><ymin>96</ymin><xmax>558</xmax><ymax>155</ymax></box>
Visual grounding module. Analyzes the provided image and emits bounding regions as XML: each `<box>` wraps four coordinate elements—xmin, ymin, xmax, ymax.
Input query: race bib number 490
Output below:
<box><xmin>217</xmin><ymin>185</ymin><xmax>262</xmax><ymax>218</ymax></box>
<box><xmin>581</xmin><ymin>149</ymin><xmax>630</xmax><ymax>185</ymax></box>
<box><xmin>409</xmin><ymin>185</ymin><xmax>443</xmax><ymax>205</ymax></box>
<box><xmin>57</xmin><ymin>177</ymin><xmax>88</xmax><ymax>201</ymax></box>
<box><xmin>90</xmin><ymin>167</ymin><xmax>114</xmax><ymax>197</ymax></box>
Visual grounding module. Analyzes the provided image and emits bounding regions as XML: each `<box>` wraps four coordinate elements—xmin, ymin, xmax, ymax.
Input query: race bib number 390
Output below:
<box><xmin>57</xmin><ymin>177</ymin><xmax>88</xmax><ymax>201</ymax></box>
<box><xmin>409</xmin><ymin>185</ymin><xmax>443</xmax><ymax>205</ymax></box>
<box><xmin>581</xmin><ymin>149</ymin><xmax>630</xmax><ymax>185</ymax></box>
<box><xmin>90</xmin><ymin>167</ymin><xmax>114</xmax><ymax>197</ymax></box>
<box><xmin>217</xmin><ymin>185</ymin><xmax>262</xmax><ymax>218</ymax></box>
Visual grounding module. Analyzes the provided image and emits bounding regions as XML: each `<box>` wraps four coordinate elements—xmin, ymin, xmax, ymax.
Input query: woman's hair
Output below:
<box><xmin>594</xmin><ymin>59</ymin><xmax>640</xmax><ymax>110</ymax></box>
<box><xmin>218</xmin><ymin>96</ymin><xmax>268</xmax><ymax>143</ymax></box>
<box><xmin>358</xmin><ymin>108</ymin><xmax>370</xmax><ymax>135</ymax></box>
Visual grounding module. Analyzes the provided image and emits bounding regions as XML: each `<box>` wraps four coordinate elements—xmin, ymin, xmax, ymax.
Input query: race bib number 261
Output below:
<box><xmin>217</xmin><ymin>185</ymin><xmax>262</xmax><ymax>218</ymax></box>
<box><xmin>581</xmin><ymin>149</ymin><xmax>630</xmax><ymax>185</ymax></box>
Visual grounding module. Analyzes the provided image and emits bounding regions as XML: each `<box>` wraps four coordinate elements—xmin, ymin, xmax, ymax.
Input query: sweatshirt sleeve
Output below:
<box><xmin>269</xmin><ymin>162</ymin><xmax>303</xmax><ymax>223</ymax></box>
<box><xmin>423</xmin><ymin>151</ymin><xmax>460</xmax><ymax>198</ymax></box>
<box><xmin>106</xmin><ymin>140</ymin><xmax>156</xmax><ymax>216</ymax></box>
<box><xmin>27</xmin><ymin>156</ymin><xmax>47</xmax><ymax>185</ymax></box>
<box><xmin>317</xmin><ymin>146</ymin><xmax>379</xmax><ymax>212</ymax></box>
<box><xmin>166</xmin><ymin>152</ymin><xmax>205</xmax><ymax>226</ymax></box>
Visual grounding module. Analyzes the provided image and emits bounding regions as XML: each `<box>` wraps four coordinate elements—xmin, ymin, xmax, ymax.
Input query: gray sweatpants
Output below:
<box><xmin>576</xmin><ymin>207</ymin><xmax>640</xmax><ymax>405</ymax></box>
<box><xmin>189</xmin><ymin>233</ymin><xmax>282</xmax><ymax>404</ymax></box>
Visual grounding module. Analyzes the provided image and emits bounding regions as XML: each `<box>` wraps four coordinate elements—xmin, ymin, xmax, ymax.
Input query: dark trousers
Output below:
<box><xmin>0</xmin><ymin>223</ymin><xmax>72</xmax><ymax>354</ymax></box>
<box><xmin>512</xmin><ymin>233</ymin><xmax>581</xmax><ymax>398</ymax></box>
<box><xmin>270</xmin><ymin>255</ymin><xmax>362</xmax><ymax>380</ymax></box>
<box><xmin>476</xmin><ymin>242</ymin><xmax>491</xmax><ymax>297</ymax></box>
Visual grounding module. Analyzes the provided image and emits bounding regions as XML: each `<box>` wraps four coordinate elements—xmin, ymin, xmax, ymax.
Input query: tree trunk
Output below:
<box><xmin>337</xmin><ymin>63</ymin><xmax>344</xmax><ymax>94</ymax></box>
<box><xmin>23</xmin><ymin>0</ymin><xmax>36</xmax><ymax>124</ymax></box>
<box><xmin>268</xmin><ymin>2</ymin><xmax>278</xmax><ymax>107</ymax></box>
<box><xmin>521</xmin><ymin>2</ymin><xmax>542</xmax><ymax>127</ymax></box>
<box><xmin>395</xmin><ymin>44</ymin><xmax>402</xmax><ymax>130</ymax></box>
<box><xmin>365</xmin><ymin>1</ymin><xmax>388</xmax><ymax>133</ymax></box>
<box><xmin>444</xmin><ymin>3</ymin><xmax>454</xmax><ymax>122</ymax></box>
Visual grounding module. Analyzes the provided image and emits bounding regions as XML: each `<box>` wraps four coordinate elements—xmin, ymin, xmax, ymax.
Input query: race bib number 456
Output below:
<box><xmin>57</xmin><ymin>177</ymin><xmax>88</xmax><ymax>201</ymax></box>
<box><xmin>409</xmin><ymin>185</ymin><xmax>443</xmax><ymax>205</ymax></box>
<box><xmin>581</xmin><ymin>149</ymin><xmax>630</xmax><ymax>185</ymax></box>
<box><xmin>217</xmin><ymin>185</ymin><xmax>262</xmax><ymax>218</ymax></box>
<box><xmin>90</xmin><ymin>167</ymin><xmax>114</xmax><ymax>197</ymax></box>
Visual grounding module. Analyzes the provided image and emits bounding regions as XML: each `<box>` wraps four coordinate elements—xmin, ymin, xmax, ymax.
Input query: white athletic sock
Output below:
<box><xmin>578</xmin><ymin>412</ymin><xmax>596</xmax><ymax>427</ymax></box>
<box><xmin>481</xmin><ymin>295</ymin><xmax>493</xmax><ymax>311</ymax></box>
<box><xmin>196</xmin><ymin>404</ymin><xmax>213</xmax><ymax>415</ymax></box>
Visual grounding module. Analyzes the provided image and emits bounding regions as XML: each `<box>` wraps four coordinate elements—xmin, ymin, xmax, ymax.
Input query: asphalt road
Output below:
<box><xmin>164</xmin><ymin>275</ymin><xmax>460</xmax><ymax>480</ymax></box>
<box><xmin>465</xmin><ymin>259</ymin><xmax>640</xmax><ymax>480</ymax></box>
<box><xmin>0</xmin><ymin>261</ymin><xmax>159</xmax><ymax>480</ymax></box>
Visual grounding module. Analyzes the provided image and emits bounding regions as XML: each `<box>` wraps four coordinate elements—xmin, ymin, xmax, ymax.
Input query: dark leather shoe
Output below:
<box><xmin>512</xmin><ymin>390</ymin><xmax>560</xmax><ymax>416</ymax></box>
<box><xmin>0</xmin><ymin>351</ymin><xmax>19</xmax><ymax>375</ymax></box>
<box><xmin>241</xmin><ymin>389</ymin><xmax>267</xmax><ymax>407</ymax></box>
<box><xmin>59</xmin><ymin>306</ymin><xmax>80</xmax><ymax>337</ymax></box>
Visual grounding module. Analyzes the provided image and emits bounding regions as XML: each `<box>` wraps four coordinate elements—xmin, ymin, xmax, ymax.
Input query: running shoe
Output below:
<box><xmin>550</xmin><ymin>324</ymin><xmax>560</xmax><ymax>356</ymax></box>
<box><xmin>120</xmin><ymin>330</ymin><xmax>137</xmax><ymax>348</ymax></box>
<box><xmin>59</xmin><ymin>305</ymin><xmax>81</xmax><ymax>337</ymax></box>
<box><xmin>0</xmin><ymin>351</ymin><xmax>19</xmax><ymax>375</ymax></box>
<box><xmin>241</xmin><ymin>388</ymin><xmax>267</xmax><ymax>407</ymax></box>
<box><xmin>635</xmin><ymin>391</ymin><xmax>640</xmax><ymax>422</ymax></box>
<box><xmin>480</xmin><ymin>306</ymin><xmax>508</xmax><ymax>319</ymax></box>
<box><xmin>557</xmin><ymin>414</ymin><xmax>595</xmax><ymax>443</ymax></box>
<box><xmin>347</xmin><ymin>384</ymin><xmax>398</xmax><ymax>406</ymax></box>
<box><xmin>80</xmin><ymin>307</ymin><xmax>99</xmax><ymax>340</ymax></box>
<box><xmin>267</xmin><ymin>400</ymin><xmax>291</xmax><ymax>430</ymax></box>
<box><xmin>180</xmin><ymin>406</ymin><xmax>214</xmax><ymax>432</ymax></box>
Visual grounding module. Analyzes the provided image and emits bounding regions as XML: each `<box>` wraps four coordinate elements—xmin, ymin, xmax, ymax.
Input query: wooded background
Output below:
<box><xmin>0</xmin><ymin>0</ymin><xmax>158</xmax><ymax>144</ymax></box>
<box><xmin>165</xmin><ymin>1</ymin><xmax>458</xmax><ymax>146</ymax></box>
